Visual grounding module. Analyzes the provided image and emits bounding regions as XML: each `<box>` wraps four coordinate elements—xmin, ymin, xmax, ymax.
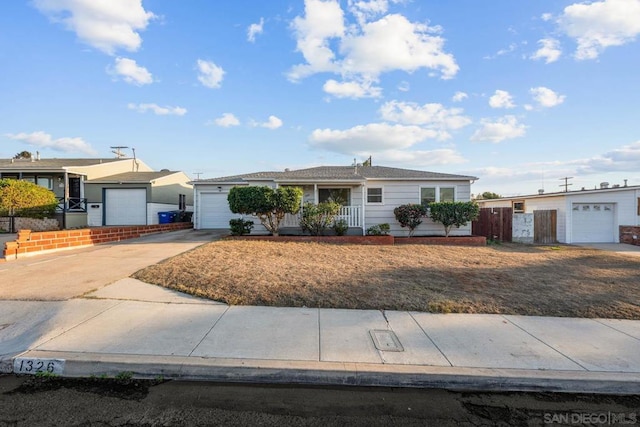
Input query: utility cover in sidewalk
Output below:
<box><xmin>369</xmin><ymin>329</ymin><xmax>404</xmax><ymax>352</ymax></box>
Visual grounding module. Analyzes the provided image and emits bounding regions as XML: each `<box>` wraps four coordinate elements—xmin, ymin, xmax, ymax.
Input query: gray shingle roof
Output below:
<box><xmin>0</xmin><ymin>158</ymin><xmax>125</xmax><ymax>171</ymax></box>
<box><xmin>196</xmin><ymin>166</ymin><xmax>477</xmax><ymax>183</ymax></box>
<box><xmin>86</xmin><ymin>171</ymin><xmax>179</xmax><ymax>183</ymax></box>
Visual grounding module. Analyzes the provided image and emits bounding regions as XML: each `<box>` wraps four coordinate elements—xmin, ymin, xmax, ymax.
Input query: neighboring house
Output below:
<box><xmin>477</xmin><ymin>183</ymin><xmax>640</xmax><ymax>243</ymax></box>
<box><xmin>192</xmin><ymin>165</ymin><xmax>478</xmax><ymax>236</ymax></box>
<box><xmin>0</xmin><ymin>156</ymin><xmax>192</xmax><ymax>228</ymax></box>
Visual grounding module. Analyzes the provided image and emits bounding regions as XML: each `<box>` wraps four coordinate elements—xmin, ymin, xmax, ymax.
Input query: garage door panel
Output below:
<box><xmin>200</xmin><ymin>193</ymin><xmax>238</xmax><ymax>229</ymax></box>
<box><xmin>571</xmin><ymin>203</ymin><xmax>614</xmax><ymax>243</ymax></box>
<box><xmin>105</xmin><ymin>189</ymin><xmax>147</xmax><ymax>226</ymax></box>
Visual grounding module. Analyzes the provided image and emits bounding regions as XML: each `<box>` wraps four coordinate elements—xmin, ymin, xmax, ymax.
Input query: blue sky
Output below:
<box><xmin>1</xmin><ymin>0</ymin><xmax>639</xmax><ymax>196</ymax></box>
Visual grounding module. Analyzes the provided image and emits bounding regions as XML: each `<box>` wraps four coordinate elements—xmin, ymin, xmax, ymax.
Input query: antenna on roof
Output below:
<box><xmin>110</xmin><ymin>146</ymin><xmax>129</xmax><ymax>158</ymax></box>
<box><xmin>559</xmin><ymin>176</ymin><xmax>573</xmax><ymax>192</ymax></box>
<box><xmin>193</xmin><ymin>172</ymin><xmax>203</xmax><ymax>181</ymax></box>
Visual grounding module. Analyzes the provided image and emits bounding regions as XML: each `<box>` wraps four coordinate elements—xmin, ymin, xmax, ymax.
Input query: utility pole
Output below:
<box><xmin>559</xmin><ymin>176</ymin><xmax>573</xmax><ymax>192</ymax></box>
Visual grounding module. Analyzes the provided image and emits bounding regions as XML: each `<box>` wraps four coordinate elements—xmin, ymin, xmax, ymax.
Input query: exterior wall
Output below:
<box><xmin>68</xmin><ymin>159</ymin><xmax>153</xmax><ymax>180</ymax></box>
<box><xmin>84</xmin><ymin>183</ymin><xmax>152</xmax><ymax>203</ymax></box>
<box><xmin>64</xmin><ymin>212</ymin><xmax>88</xmax><ymax>229</ymax></box>
<box><xmin>87</xmin><ymin>203</ymin><xmax>103</xmax><ymax>227</ymax></box>
<box><xmin>150</xmin><ymin>172</ymin><xmax>193</xmax><ymax>205</ymax></box>
<box><xmin>620</xmin><ymin>226</ymin><xmax>640</xmax><ymax>246</ymax></box>
<box><xmin>364</xmin><ymin>180</ymin><xmax>473</xmax><ymax>237</ymax></box>
<box><xmin>512</xmin><ymin>213</ymin><xmax>534</xmax><ymax>243</ymax></box>
<box><xmin>146</xmin><ymin>203</ymin><xmax>193</xmax><ymax>225</ymax></box>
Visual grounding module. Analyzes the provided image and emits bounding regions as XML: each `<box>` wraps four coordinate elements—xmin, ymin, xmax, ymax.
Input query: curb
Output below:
<box><xmin>10</xmin><ymin>350</ymin><xmax>640</xmax><ymax>395</ymax></box>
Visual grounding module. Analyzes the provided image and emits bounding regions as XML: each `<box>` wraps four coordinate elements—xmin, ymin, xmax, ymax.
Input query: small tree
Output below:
<box><xmin>0</xmin><ymin>179</ymin><xmax>58</xmax><ymax>218</ymax></box>
<box><xmin>428</xmin><ymin>201</ymin><xmax>480</xmax><ymax>237</ymax></box>
<box><xmin>299</xmin><ymin>202</ymin><xmax>341</xmax><ymax>236</ymax></box>
<box><xmin>479</xmin><ymin>191</ymin><xmax>501</xmax><ymax>200</ymax></box>
<box><xmin>393</xmin><ymin>204</ymin><xmax>427</xmax><ymax>237</ymax></box>
<box><xmin>227</xmin><ymin>186</ymin><xmax>303</xmax><ymax>236</ymax></box>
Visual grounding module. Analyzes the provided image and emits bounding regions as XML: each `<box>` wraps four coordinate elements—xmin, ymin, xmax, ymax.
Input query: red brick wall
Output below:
<box><xmin>2</xmin><ymin>222</ymin><xmax>192</xmax><ymax>260</ymax></box>
<box><xmin>620</xmin><ymin>226</ymin><xmax>640</xmax><ymax>246</ymax></box>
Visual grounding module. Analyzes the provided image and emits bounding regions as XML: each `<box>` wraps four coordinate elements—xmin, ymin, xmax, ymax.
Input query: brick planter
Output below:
<box><xmin>395</xmin><ymin>235</ymin><xmax>486</xmax><ymax>246</ymax></box>
<box><xmin>3</xmin><ymin>222</ymin><xmax>193</xmax><ymax>260</ymax></box>
<box><xmin>620</xmin><ymin>226</ymin><xmax>640</xmax><ymax>246</ymax></box>
<box><xmin>225</xmin><ymin>235</ymin><xmax>395</xmax><ymax>245</ymax></box>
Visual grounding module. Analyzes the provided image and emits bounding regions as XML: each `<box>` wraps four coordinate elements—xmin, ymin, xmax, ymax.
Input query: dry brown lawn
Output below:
<box><xmin>132</xmin><ymin>240</ymin><xmax>640</xmax><ymax>319</ymax></box>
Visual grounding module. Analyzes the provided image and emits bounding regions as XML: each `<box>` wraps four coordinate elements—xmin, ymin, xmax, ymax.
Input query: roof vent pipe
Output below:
<box><xmin>600</xmin><ymin>182</ymin><xmax>609</xmax><ymax>189</ymax></box>
<box><xmin>538</xmin><ymin>189</ymin><xmax>544</xmax><ymax>194</ymax></box>
<box><xmin>624</xmin><ymin>179</ymin><xmax>628</xmax><ymax>187</ymax></box>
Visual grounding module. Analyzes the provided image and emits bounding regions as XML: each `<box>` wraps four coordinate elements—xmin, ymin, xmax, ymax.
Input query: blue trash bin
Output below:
<box><xmin>158</xmin><ymin>212</ymin><xmax>172</xmax><ymax>224</ymax></box>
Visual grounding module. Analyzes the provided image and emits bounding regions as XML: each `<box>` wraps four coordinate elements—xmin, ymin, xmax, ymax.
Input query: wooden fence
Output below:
<box><xmin>472</xmin><ymin>207</ymin><xmax>513</xmax><ymax>242</ymax></box>
<box><xmin>534</xmin><ymin>210</ymin><xmax>557</xmax><ymax>244</ymax></box>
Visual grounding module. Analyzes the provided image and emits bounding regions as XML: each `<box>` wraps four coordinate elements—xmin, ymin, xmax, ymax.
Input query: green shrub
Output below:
<box><xmin>300</xmin><ymin>202</ymin><xmax>341</xmax><ymax>236</ymax></box>
<box><xmin>332</xmin><ymin>218</ymin><xmax>349</xmax><ymax>236</ymax></box>
<box><xmin>229</xmin><ymin>218</ymin><xmax>254</xmax><ymax>235</ymax></box>
<box><xmin>228</xmin><ymin>186</ymin><xmax>303</xmax><ymax>236</ymax></box>
<box><xmin>0</xmin><ymin>179</ymin><xmax>58</xmax><ymax>218</ymax></box>
<box><xmin>428</xmin><ymin>201</ymin><xmax>480</xmax><ymax>237</ymax></box>
<box><xmin>393</xmin><ymin>204</ymin><xmax>427</xmax><ymax>237</ymax></box>
<box><xmin>366</xmin><ymin>223</ymin><xmax>390</xmax><ymax>236</ymax></box>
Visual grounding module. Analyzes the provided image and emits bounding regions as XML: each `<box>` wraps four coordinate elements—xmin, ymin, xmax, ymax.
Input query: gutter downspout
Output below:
<box><xmin>361</xmin><ymin>183</ymin><xmax>366</xmax><ymax>235</ymax></box>
<box><xmin>62</xmin><ymin>171</ymin><xmax>68</xmax><ymax>229</ymax></box>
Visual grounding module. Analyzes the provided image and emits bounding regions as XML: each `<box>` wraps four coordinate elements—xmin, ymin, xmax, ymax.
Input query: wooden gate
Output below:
<box><xmin>534</xmin><ymin>210</ymin><xmax>557</xmax><ymax>244</ymax></box>
<box><xmin>472</xmin><ymin>207</ymin><xmax>512</xmax><ymax>242</ymax></box>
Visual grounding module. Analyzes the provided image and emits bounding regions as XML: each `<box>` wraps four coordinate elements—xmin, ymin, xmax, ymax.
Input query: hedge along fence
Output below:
<box><xmin>2</xmin><ymin>222</ymin><xmax>192</xmax><ymax>260</ymax></box>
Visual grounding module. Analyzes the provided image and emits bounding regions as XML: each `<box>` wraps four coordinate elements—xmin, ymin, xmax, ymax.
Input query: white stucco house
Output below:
<box><xmin>477</xmin><ymin>183</ymin><xmax>640</xmax><ymax>243</ymax></box>
<box><xmin>192</xmin><ymin>165</ymin><xmax>478</xmax><ymax>236</ymax></box>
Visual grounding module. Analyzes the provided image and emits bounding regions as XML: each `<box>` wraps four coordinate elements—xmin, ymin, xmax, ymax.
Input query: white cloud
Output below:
<box><xmin>379</xmin><ymin>100</ymin><xmax>471</xmax><ymax>139</ymax></box>
<box><xmin>252</xmin><ymin>115</ymin><xmax>283</xmax><ymax>130</ymax></box>
<box><xmin>6</xmin><ymin>131</ymin><xmax>97</xmax><ymax>155</ymax></box>
<box><xmin>33</xmin><ymin>0</ymin><xmax>155</xmax><ymax>55</ymax></box>
<box><xmin>289</xmin><ymin>0</ymin><xmax>345</xmax><ymax>80</ymax></box>
<box><xmin>484</xmin><ymin>42</ymin><xmax>518</xmax><ymax>60</ymax></box>
<box><xmin>541</xmin><ymin>13</ymin><xmax>554</xmax><ymax>21</ymax></box>
<box><xmin>197</xmin><ymin>59</ymin><xmax>225</xmax><ymax>89</ymax></box>
<box><xmin>107</xmin><ymin>57</ymin><xmax>153</xmax><ymax>85</ymax></box>
<box><xmin>323</xmin><ymin>79</ymin><xmax>382</xmax><ymax>98</ymax></box>
<box><xmin>530</xmin><ymin>87</ymin><xmax>566</xmax><ymax>108</ymax></box>
<box><xmin>452</xmin><ymin>91</ymin><xmax>468</xmax><ymax>102</ymax></box>
<box><xmin>368</xmin><ymin>148</ymin><xmax>467</xmax><ymax>166</ymax></box>
<box><xmin>289</xmin><ymin>1</ymin><xmax>458</xmax><ymax>86</ymax></box>
<box><xmin>247</xmin><ymin>17</ymin><xmax>264</xmax><ymax>42</ymax></box>
<box><xmin>397</xmin><ymin>81</ymin><xmax>410</xmax><ymax>92</ymax></box>
<box><xmin>557</xmin><ymin>0</ymin><xmax>640</xmax><ymax>60</ymax></box>
<box><xmin>489</xmin><ymin>90</ymin><xmax>516</xmax><ymax>109</ymax></box>
<box><xmin>127</xmin><ymin>103</ymin><xmax>187</xmax><ymax>116</ymax></box>
<box><xmin>530</xmin><ymin>38</ymin><xmax>562</xmax><ymax>63</ymax></box>
<box><xmin>470</xmin><ymin>116</ymin><xmax>526</xmax><ymax>143</ymax></box>
<box><xmin>309</xmin><ymin>123</ymin><xmax>439</xmax><ymax>154</ymax></box>
<box><xmin>213</xmin><ymin>113</ymin><xmax>240</xmax><ymax>127</ymax></box>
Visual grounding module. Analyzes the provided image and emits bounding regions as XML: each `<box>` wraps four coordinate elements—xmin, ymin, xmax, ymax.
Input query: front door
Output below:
<box><xmin>69</xmin><ymin>177</ymin><xmax>81</xmax><ymax>199</ymax></box>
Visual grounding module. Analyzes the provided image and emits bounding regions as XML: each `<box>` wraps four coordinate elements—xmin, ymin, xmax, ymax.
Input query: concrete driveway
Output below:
<box><xmin>574</xmin><ymin>243</ymin><xmax>640</xmax><ymax>257</ymax></box>
<box><xmin>0</xmin><ymin>229</ymin><xmax>225</xmax><ymax>300</ymax></box>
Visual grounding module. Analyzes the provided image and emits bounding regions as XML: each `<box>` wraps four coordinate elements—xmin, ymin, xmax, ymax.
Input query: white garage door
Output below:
<box><xmin>199</xmin><ymin>192</ymin><xmax>237</xmax><ymax>228</ymax></box>
<box><xmin>571</xmin><ymin>203</ymin><xmax>615</xmax><ymax>243</ymax></box>
<box><xmin>105</xmin><ymin>188</ymin><xmax>147</xmax><ymax>226</ymax></box>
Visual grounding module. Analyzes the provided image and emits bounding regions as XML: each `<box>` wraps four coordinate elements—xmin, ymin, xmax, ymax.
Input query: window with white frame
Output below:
<box><xmin>420</xmin><ymin>186</ymin><xmax>455</xmax><ymax>206</ymax></box>
<box><xmin>36</xmin><ymin>177</ymin><xmax>53</xmax><ymax>190</ymax></box>
<box><xmin>367</xmin><ymin>187</ymin><xmax>383</xmax><ymax>204</ymax></box>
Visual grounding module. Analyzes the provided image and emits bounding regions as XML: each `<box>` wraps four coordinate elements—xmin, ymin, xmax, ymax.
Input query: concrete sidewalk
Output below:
<box><xmin>1</xmin><ymin>279</ymin><xmax>639</xmax><ymax>394</ymax></box>
<box><xmin>1</xmin><ymin>230</ymin><xmax>639</xmax><ymax>394</ymax></box>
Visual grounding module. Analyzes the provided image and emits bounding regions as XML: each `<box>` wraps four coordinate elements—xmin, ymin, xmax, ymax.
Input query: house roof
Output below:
<box><xmin>195</xmin><ymin>166</ymin><xmax>477</xmax><ymax>184</ymax></box>
<box><xmin>85</xmin><ymin>171</ymin><xmax>179</xmax><ymax>184</ymax></box>
<box><xmin>0</xmin><ymin>158</ymin><xmax>125</xmax><ymax>172</ymax></box>
<box><xmin>478</xmin><ymin>184</ymin><xmax>640</xmax><ymax>202</ymax></box>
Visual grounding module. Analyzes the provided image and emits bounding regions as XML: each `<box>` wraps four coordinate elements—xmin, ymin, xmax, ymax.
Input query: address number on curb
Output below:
<box><xmin>13</xmin><ymin>358</ymin><xmax>65</xmax><ymax>375</ymax></box>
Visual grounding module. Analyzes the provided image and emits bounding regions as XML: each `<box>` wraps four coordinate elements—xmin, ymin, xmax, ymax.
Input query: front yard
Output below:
<box><xmin>132</xmin><ymin>241</ymin><xmax>640</xmax><ymax>319</ymax></box>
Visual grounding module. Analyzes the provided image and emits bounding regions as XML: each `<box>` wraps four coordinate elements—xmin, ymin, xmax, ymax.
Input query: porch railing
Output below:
<box><xmin>56</xmin><ymin>197</ymin><xmax>87</xmax><ymax>213</ymax></box>
<box><xmin>283</xmin><ymin>205</ymin><xmax>361</xmax><ymax>228</ymax></box>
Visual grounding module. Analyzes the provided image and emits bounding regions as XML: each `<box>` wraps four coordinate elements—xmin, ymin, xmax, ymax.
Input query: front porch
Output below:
<box><xmin>282</xmin><ymin>205</ymin><xmax>364</xmax><ymax>235</ymax></box>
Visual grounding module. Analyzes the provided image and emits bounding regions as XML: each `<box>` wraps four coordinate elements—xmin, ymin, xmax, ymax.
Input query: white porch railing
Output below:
<box><xmin>283</xmin><ymin>205</ymin><xmax>361</xmax><ymax>228</ymax></box>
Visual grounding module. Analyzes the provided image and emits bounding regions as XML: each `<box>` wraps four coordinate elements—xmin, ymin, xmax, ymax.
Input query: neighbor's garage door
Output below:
<box><xmin>104</xmin><ymin>188</ymin><xmax>147</xmax><ymax>226</ymax></box>
<box><xmin>571</xmin><ymin>203</ymin><xmax>615</xmax><ymax>243</ymax></box>
<box><xmin>199</xmin><ymin>192</ymin><xmax>236</xmax><ymax>228</ymax></box>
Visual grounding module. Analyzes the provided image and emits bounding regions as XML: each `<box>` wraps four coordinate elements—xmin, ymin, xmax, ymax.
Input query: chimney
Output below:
<box><xmin>624</xmin><ymin>179</ymin><xmax>628</xmax><ymax>187</ymax></box>
<box><xmin>538</xmin><ymin>189</ymin><xmax>544</xmax><ymax>194</ymax></box>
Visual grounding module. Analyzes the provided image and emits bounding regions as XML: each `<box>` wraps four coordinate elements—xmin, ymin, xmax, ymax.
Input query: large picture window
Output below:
<box><xmin>420</xmin><ymin>186</ymin><xmax>455</xmax><ymax>206</ymax></box>
<box><xmin>318</xmin><ymin>188</ymin><xmax>350</xmax><ymax>205</ymax></box>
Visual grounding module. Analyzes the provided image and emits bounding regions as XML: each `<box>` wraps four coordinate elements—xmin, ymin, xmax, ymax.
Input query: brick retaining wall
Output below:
<box><xmin>620</xmin><ymin>226</ymin><xmax>640</xmax><ymax>246</ymax></box>
<box><xmin>2</xmin><ymin>222</ymin><xmax>193</xmax><ymax>260</ymax></box>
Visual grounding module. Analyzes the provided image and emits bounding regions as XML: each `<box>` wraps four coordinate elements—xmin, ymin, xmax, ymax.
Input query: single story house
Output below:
<box><xmin>192</xmin><ymin>165</ymin><xmax>478</xmax><ymax>236</ymax></box>
<box><xmin>0</xmin><ymin>156</ymin><xmax>192</xmax><ymax>228</ymax></box>
<box><xmin>477</xmin><ymin>183</ymin><xmax>640</xmax><ymax>243</ymax></box>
